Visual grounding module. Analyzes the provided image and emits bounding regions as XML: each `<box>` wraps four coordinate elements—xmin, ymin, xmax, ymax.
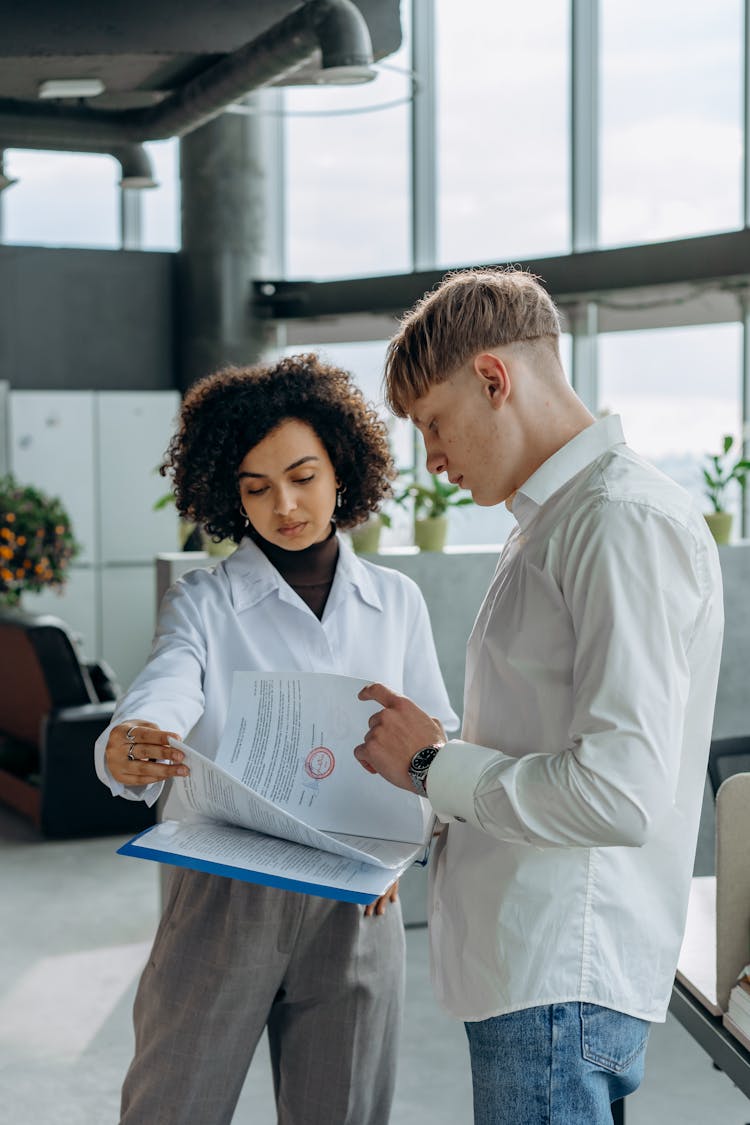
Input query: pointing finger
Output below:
<box><xmin>358</xmin><ymin>682</ymin><xmax>402</xmax><ymax>708</ymax></box>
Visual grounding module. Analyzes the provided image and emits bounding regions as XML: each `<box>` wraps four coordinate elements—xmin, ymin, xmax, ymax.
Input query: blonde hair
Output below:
<box><xmin>385</xmin><ymin>268</ymin><xmax>561</xmax><ymax>416</ymax></box>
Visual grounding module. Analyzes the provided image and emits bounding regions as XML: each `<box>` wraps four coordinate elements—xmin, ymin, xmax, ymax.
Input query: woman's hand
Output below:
<box><xmin>105</xmin><ymin>720</ymin><xmax>188</xmax><ymax>787</ymax></box>
<box><xmin>364</xmin><ymin>880</ymin><xmax>399</xmax><ymax>918</ymax></box>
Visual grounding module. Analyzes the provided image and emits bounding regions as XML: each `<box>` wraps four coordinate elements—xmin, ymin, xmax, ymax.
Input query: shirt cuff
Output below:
<box><xmin>426</xmin><ymin>739</ymin><xmax>502</xmax><ymax>828</ymax></box>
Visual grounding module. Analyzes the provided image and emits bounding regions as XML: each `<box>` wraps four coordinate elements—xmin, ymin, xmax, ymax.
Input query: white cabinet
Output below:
<box><xmin>9</xmin><ymin>390</ymin><xmax>180</xmax><ymax>683</ymax></box>
<box><xmin>9</xmin><ymin>392</ymin><xmax>97</xmax><ymax>563</ymax></box>
<box><xmin>97</xmin><ymin>393</ymin><xmax>179</xmax><ymax>564</ymax></box>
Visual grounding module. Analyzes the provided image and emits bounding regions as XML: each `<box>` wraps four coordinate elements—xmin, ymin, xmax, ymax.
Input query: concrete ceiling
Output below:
<box><xmin>0</xmin><ymin>1</ymin><xmax>402</xmax><ymax>144</ymax></box>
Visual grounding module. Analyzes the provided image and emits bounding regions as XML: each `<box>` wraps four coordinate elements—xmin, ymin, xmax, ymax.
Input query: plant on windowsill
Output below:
<box><xmin>702</xmin><ymin>435</ymin><xmax>750</xmax><ymax>545</ymax></box>
<box><xmin>349</xmin><ymin>509</ymin><xmax>393</xmax><ymax>555</ymax></box>
<box><xmin>396</xmin><ymin>473</ymin><xmax>474</xmax><ymax>552</ymax></box>
<box><xmin>153</xmin><ymin>490</ymin><xmax>236</xmax><ymax>557</ymax></box>
<box><xmin>0</xmin><ymin>475</ymin><xmax>80</xmax><ymax>608</ymax></box>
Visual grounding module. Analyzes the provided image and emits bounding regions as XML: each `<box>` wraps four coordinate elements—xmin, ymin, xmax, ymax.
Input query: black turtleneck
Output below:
<box><xmin>254</xmin><ymin>526</ymin><xmax>339</xmax><ymax>620</ymax></box>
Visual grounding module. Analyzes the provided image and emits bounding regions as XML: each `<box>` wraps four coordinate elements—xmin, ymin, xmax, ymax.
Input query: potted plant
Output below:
<box><xmin>154</xmin><ymin>490</ymin><xmax>236</xmax><ymax>557</ymax></box>
<box><xmin>702</xmin><ymin>435</ymin><xmax>750</xmax><ymax>545</ymax></box>
<box><xmin>397</xmin><ymin>473</ymin><xmax>474</xmax><ymax>552</ymax></box>
<box><xmin>0</xmin><ymin>475</ymin><xmax>80</xmax><ymax>608</ymax></box>
<box><xmin>349</xmin><ymin>511</ymin><xmax>392</xmax><ymax>555</ymax></box>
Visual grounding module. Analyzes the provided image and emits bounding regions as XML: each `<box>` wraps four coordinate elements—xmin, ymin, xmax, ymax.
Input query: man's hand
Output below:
<box><xmin>354</xmin><ymin>683</ymin><xmax>446</xmax><ymax>792</ymax></box>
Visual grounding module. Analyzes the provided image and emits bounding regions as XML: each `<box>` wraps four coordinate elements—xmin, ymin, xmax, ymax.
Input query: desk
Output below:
<box><xmin>669</xmin><ymin>978</ymin><xmax>750</xmax><ymax>1099</ymax></box>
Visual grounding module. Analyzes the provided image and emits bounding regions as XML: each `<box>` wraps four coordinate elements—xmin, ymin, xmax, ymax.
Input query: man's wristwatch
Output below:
<box><xmin>408</xmin><ymin>743</ymin><xmax>444</xmax><ymax>797</ymax></box>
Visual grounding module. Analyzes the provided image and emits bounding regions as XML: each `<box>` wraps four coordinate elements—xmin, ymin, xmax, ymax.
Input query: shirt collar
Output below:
<box><xmin>223</xmin><ymin>532</ymin><xmax>383</xmax><ymax>613</ymax></box>
<box><xmin>511</xmin><ymin>414</ymin><xmax>626</xmax><ymax>528</ymax></box>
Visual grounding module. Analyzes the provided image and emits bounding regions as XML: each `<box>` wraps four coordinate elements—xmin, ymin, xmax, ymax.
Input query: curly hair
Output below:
<box><xmin>160</xmin><ymin>354</ymin><xmax>395</xmax><ymax>543</ymax></box>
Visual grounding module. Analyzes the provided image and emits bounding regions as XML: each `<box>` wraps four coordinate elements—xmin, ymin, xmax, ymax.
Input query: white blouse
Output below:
<box><xmin>95</xmin><ymin>535</ymin><xmax>457</xmax><ymax>816</ymax></box>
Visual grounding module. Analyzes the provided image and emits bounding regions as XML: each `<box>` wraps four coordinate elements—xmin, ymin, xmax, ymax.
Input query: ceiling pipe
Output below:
<box><xmin>0</xmin><ymin>139</ymin><xmax>157</xmax><ymax>188</ymax></box>
<box><xmin>0</xmin><ymin>0</ymin><xmax>375</xmax><ymax>151</ymax></box>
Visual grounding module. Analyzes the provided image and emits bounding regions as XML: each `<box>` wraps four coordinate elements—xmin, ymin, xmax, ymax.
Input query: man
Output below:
<box><xmin>355</xmin><ymin>268</ymin><xmax>724</xmax><ymax>1124</ymax></box>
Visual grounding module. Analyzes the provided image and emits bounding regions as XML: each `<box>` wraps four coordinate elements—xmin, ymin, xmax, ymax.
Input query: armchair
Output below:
<box><xmin>0</xmin><ymin>608</ymin><xmax>155</xmax><ymax>838</ymax></box>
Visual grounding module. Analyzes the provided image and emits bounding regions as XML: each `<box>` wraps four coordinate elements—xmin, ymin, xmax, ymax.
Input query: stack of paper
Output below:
<box><xmin>119</xmin><ymin>672</ymin><xmax>434</xmax><ymax>905</ymax></box>
<box><xmin>726</xmin><ymin>968</ymin><xmax>750</xmax><ymax>1035</ymax></box>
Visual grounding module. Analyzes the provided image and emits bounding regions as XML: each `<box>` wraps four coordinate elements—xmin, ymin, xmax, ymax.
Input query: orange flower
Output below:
<box><xmin>0</xmin><ymin>568</ymin><xmax>12</xmax><ymax>581</ymax></box>
<box><xmin>0</xmin><ymin>546</ymin><xmax>12</xmax><ymax>559</ymax></box>
<box><xmin>16</xmin><ymin>535</ymin><xmax>26</xmax><ymax>546</ymax></box>
<box><xmin>0</xmin><ymin>527</ymin><xmax>11</xmax><ymax>539</ymax></box>
<box><xmin>6</xmin><ymin>512</ymin><xmax>15</xmax><ymax>522</ymax></box>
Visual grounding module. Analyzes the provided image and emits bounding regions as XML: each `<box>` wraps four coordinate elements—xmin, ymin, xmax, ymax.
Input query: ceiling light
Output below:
<box><xmin>38</xmin><ymin>78</ymin><xmax>105</xmax><ymax>100</ymax></box>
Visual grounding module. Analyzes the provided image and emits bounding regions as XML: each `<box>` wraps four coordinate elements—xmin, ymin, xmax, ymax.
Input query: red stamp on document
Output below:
<box><xmin>305</xmin><ymin>746</ymin><xmax>335</xmax><ymax>779</ymax></box>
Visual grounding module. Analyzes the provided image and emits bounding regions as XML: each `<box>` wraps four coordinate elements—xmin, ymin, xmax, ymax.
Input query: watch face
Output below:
<box><xmin>410</xmin><ymin>745</ymin><xmax>440</xmax><ymax>772</ymax></box>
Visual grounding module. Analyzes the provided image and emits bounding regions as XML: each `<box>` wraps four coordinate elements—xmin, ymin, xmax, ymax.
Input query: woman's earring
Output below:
<box><xmin>336</xmin><ymin>483</ymin><xmax>346</xmax><ymax>510</ymax></box>
<box><xmin>239</xmin><ymin>504</ymin><xmax>250</xmax><ymax>529</ymax></box>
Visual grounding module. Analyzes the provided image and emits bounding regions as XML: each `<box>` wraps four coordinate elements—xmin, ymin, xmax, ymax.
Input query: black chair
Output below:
<box><xmin>707</xmin><ymin>736</ymin><xmax>750</xmax><ymax>799</ymax></box>
<box><xmin>0</xmin><ymin>608</ymin><xmax>155</xmax><ymax>838</ymax></box>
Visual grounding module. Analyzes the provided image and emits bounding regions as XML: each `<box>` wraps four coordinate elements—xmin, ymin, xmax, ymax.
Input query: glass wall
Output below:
<box><xmin>3</xmin><ymin>1</ymin><xmax>749</xmax><ymax>545</ymax></box>
<box><xmin>283</xmin><ymin>2</ymin><xmax>412</xmax><ymax>279</ymax></box>
<box><xmin>600</xmin><ymin>0</ymin><xmax>744</xmax><ymax>246</ymax></box>
<box><xmin>2</xmin><ymin>142</ymin><xmax>180</xmax><ymax>252</ymax></box>
<box><xmin>435</xmin><ymin>0</ymin><xmax>570</xmax><ymax>266</ymax></box>
<box><xmin>142</xmin><ymin>139</ymin><xmax>180</xmax><ymax>252</ymax></box>
<box><xmin>2</xmin><ymin>150</ymin><xmax>120</xmax><ymax>248</ymax></box>
<box><xmin>598</xmin><ymin>323</ymin><xmax>743</xmax><ymax>517</ymax></box>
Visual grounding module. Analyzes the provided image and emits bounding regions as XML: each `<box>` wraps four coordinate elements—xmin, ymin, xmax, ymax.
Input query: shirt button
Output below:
<box><xmin>454</xmin><ymin>816</ymin><xmax>466</xmax><ymax>823</ymax></box>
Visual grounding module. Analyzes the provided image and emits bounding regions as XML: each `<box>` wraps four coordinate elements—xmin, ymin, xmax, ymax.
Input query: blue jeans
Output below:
<box><xmin>464</xmin><ymin>1002</ymin><xmax>650</xmax><ymax>1125</ymax></box>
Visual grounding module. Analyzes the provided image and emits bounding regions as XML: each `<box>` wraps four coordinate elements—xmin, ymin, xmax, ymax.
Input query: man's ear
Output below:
<box><xmin>473</xmin><ymin>352</ymin><xmax>510</xmax><ymax>410</ymax></box>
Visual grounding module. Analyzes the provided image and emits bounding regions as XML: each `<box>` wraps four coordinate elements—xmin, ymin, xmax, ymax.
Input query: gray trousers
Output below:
<box><xmin>120</xmin><ymin>868</ymin><xmax>405</xmax><ymax>1125</ymax></box>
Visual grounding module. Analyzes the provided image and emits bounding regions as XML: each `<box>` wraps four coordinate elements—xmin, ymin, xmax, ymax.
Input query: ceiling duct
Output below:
<box><xmin>0</xmin><ymin>0</ymin><xmax>375</xmax><ymax>155</ymax></box>
<box><xmin>0</xmin><ymin>139</ymin><xmax>157</xmax><ymax>189</ymax></box>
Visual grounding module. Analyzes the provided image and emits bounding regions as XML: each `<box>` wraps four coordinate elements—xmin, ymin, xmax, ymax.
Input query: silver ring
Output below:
<box><xmin>126</xmin><ymin>725</ymin><xmax>137</xmax><ymax>743</ymax></box>
<box><xmin>127</xmin><ymin>747</ymin><xmax>136</xmax><ymax>761</ymax></box>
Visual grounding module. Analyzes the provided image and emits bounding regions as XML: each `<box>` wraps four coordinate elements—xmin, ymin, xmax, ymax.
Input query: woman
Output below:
<box><xmin>95</xmin><ymin>354</ymin><xmax>457</xmax><ymax>1125</ymax></box>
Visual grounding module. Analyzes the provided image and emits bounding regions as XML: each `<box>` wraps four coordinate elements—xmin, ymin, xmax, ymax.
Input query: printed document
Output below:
<box><xmin>119</xmin><ymin>671</ymin><xmax>434</xmax><ymax>903</ymax></box>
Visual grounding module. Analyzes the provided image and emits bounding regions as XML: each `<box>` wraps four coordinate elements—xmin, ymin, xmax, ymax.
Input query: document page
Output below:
<box><xmin>210</xmin><ymin>671</ymin><xmax>431</xmax><ymax>843</ymax></box>
<box><xmin>119</xmin><ymin>820</ymin><xmax>411</xmax><ymax>904</ymax></box>
<box><xmin>171</xmin><ymin>744</ymin><xmax>420</xmax><ymax>869</ymax></box>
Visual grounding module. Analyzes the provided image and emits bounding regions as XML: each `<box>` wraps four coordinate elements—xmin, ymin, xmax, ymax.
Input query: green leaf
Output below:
<box><xmin>723</xmin><ymin>434</ymin><xmax>734</xmax><ymax>454</ymax></box>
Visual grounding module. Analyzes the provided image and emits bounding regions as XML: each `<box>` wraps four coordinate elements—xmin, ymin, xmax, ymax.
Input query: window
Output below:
<box><xmin>283</xmin><ymin>3</ymin><xmax>412</xmax><ymax>279</ymax></box>
<box><xmin>3</xmin><ymin>150</ymin><xmax>120</xmax><ymax>248</ymax></box>
<box><xmin>598</xmin><ymin>323</ymin><xmax>743</xmax><ymax>521</ymax></box>
<box><xmin>435</xmin><ymin>0</ymin><xmax>570</xmax><ymax>268</ymax></box>
<box><xmin>600</xmin><ymin>0</ymin><xmax>743</xmax><ymax>246</ymax></box>
<box><xmin>141</xmin><ymin>138</ymin><xmax>180</xmax><ymax>252</ymax></box>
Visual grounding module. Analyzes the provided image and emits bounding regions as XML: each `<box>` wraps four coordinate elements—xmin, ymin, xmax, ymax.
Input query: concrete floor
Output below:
<box><xmin>1</xmin><ymin>803</ymin><xmax>749</xmax><ymax>1125</ymax></box>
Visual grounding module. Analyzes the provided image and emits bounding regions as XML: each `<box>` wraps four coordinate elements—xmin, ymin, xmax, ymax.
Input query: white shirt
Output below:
<box><xmin>426</xmin><ymin>415</ymin><xmax>724</xmax><ymax>1023</ymax></box>
<box><xmin>95</xmin><ymin>535</ymin><xmax>457</xmax><ymax>815</ymax></box>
